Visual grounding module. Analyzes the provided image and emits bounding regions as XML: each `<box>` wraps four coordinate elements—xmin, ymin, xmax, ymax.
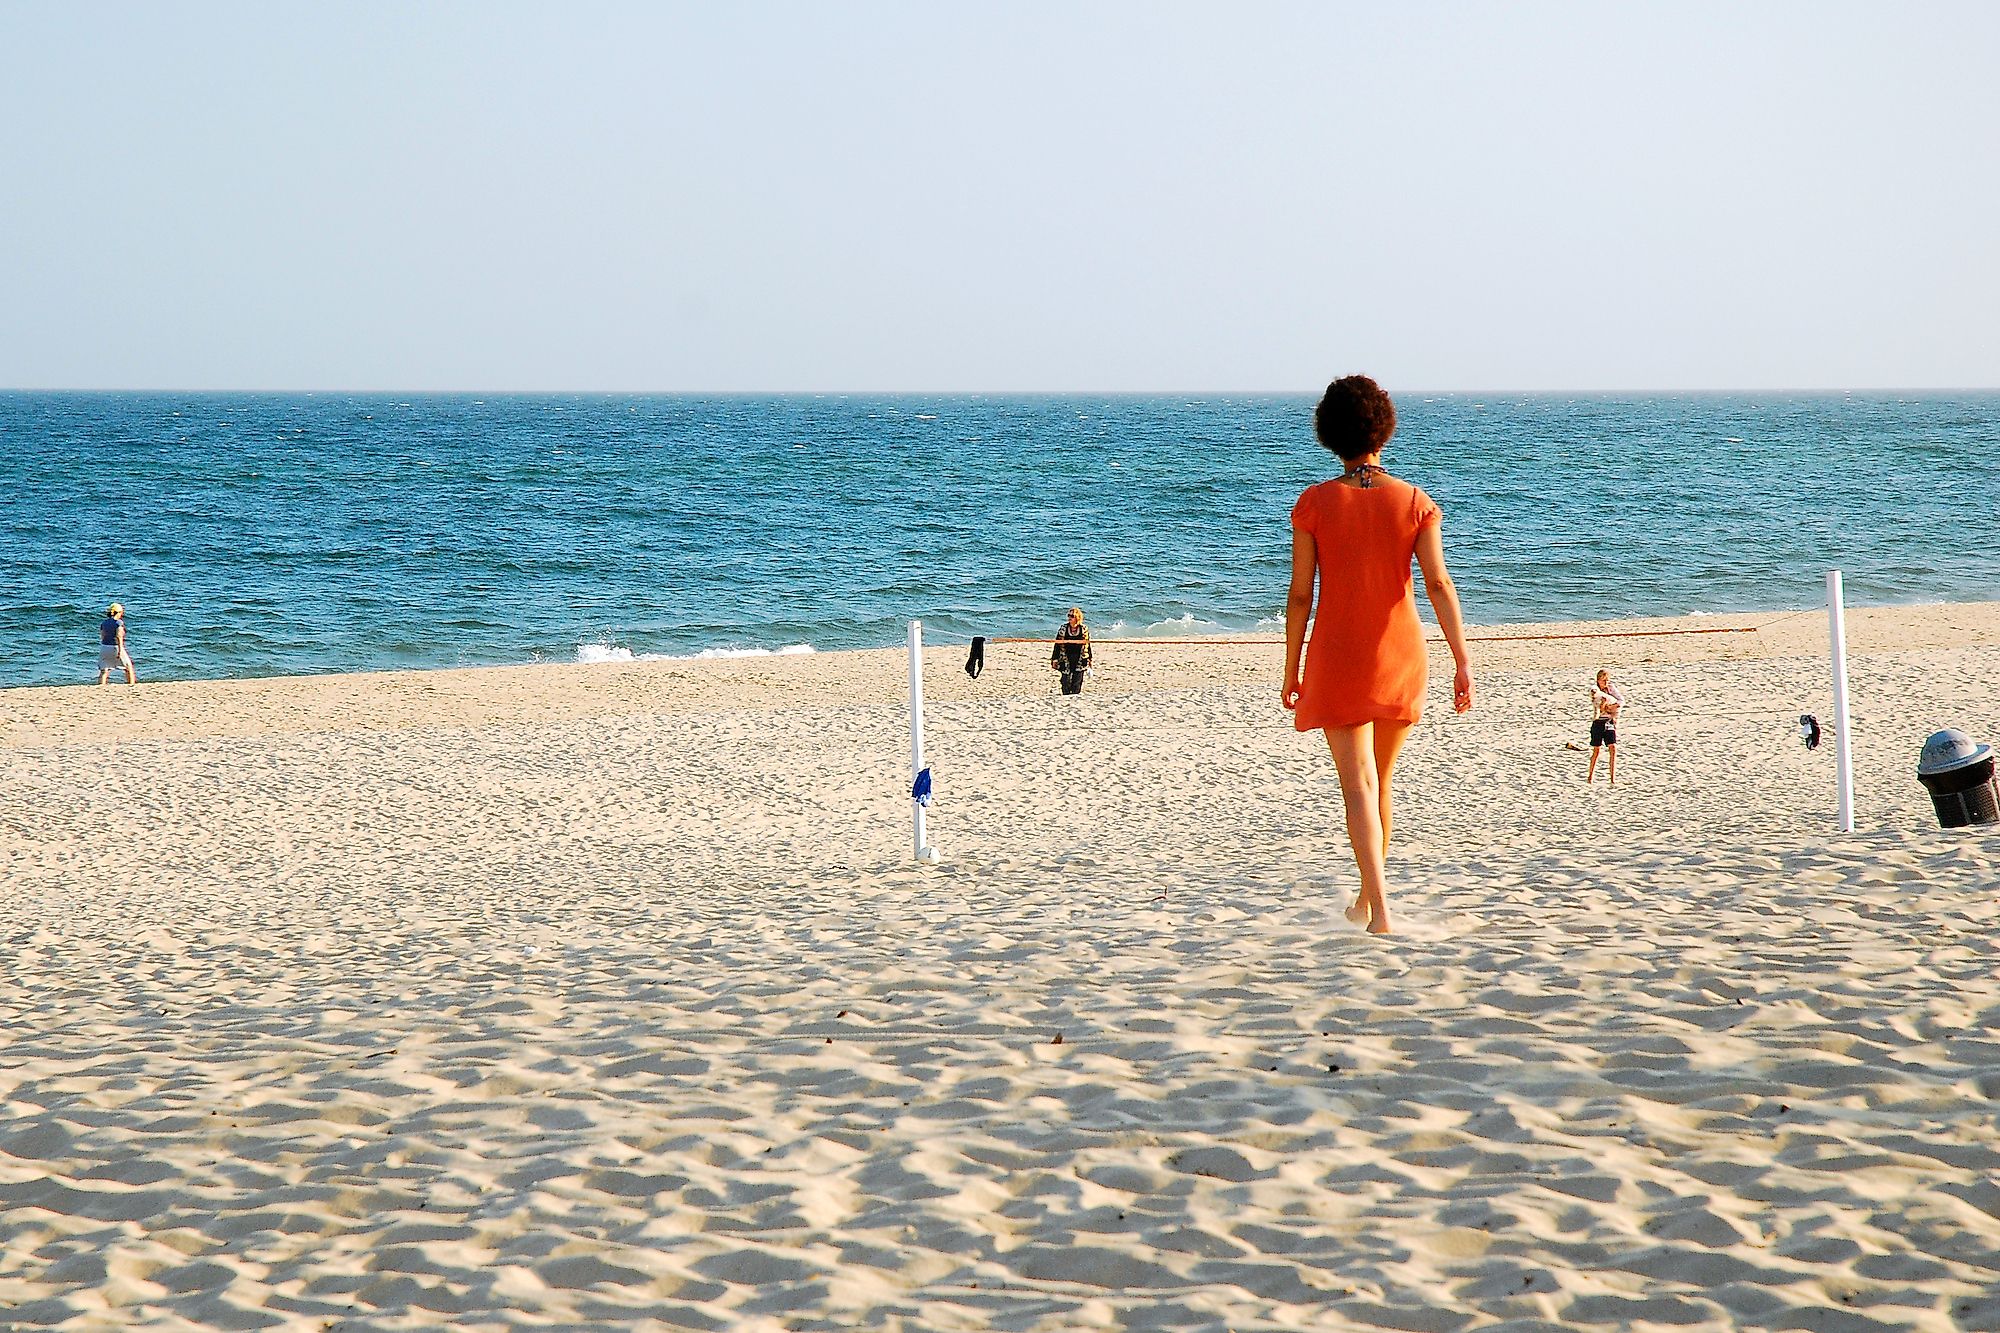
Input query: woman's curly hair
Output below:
<box><xmin>1313</xmin><ymin>375</ymin><xmax>1397</xmax><ymax>461</ymax></box>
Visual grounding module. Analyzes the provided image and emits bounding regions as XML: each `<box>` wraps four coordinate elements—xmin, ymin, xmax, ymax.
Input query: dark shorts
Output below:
<box><xmin>1590</xmin><ymin>718</ymin><xmax>1617</xmax><ymax>747</ymax></box>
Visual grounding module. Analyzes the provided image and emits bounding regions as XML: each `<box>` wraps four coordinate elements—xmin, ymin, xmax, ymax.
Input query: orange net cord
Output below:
<box><xmin>986</xmin><ymin>625</ymin><xmax>1759</xmax><ymax>646</ymax></box>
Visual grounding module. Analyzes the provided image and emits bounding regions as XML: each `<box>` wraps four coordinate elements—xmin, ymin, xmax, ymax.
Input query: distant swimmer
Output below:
<box><xmin>1050</xmin><ymin>607</ymin><xmax>1092</xmax><ymax>695</ymax></box>
<box><xmin>1283</xmin><ymin>375</ymin><xmax>1473</xmax><ymax>936</ymax></box>
<box><xmin>96</xmin><ymin>603</ymin><xmax>137</xmax><ymax>685</ymax></box>
<box><xmin>1587</xmin><ymin>668</ymin><xmax>1623</xmax><ymax>784</ymax></box>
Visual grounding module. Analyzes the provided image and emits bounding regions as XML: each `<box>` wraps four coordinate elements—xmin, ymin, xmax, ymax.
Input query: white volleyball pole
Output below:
<box><xmin>907</xmin><ymin>619</ymin><xmax>933</xmax><ymax>861</ymax></box>
<box><xmin>1826</xmin><ymin>570</ymin><xmax>1854</xmax><ymax>832</ymax></box>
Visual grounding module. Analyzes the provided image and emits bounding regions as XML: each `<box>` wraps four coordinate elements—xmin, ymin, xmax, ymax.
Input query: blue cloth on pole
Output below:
<box><xmin>912</xmin><ymin>767</ymin><xmax>933</xmax><ymax>806</ymax></box>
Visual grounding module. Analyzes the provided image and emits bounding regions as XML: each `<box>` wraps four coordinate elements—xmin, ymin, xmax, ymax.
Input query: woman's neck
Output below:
<box><xmin>1338</xmin><ymin>454</ymin><xmax>1388</xmax><ymax>487</ymax></box>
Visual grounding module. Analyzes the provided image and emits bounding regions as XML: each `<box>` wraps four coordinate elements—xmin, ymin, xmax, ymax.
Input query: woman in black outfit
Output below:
<box><xmin>1050</xmin><ymin>607</ymin><xmax>1092</xmax><ymax>695</ymax></box>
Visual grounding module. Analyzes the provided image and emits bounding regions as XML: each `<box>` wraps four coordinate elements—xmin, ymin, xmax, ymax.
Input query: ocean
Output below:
<box><xmin>3</xmin><ymin>391</ymin><xmax>1995</xmax><ymax>688</ymax></box>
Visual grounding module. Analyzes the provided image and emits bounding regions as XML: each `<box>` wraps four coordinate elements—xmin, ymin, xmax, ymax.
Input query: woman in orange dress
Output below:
<box><xmin>1282</xmin><ymin>376</ymin><xmax>1473</xmax><ymax>934</ymax></box>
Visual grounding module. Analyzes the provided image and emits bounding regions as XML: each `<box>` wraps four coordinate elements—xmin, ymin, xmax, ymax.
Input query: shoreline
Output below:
<box><xmin>6</xmin><ymin>594</ymin><xmax>1996</xmax><ymax>699</ymax></box>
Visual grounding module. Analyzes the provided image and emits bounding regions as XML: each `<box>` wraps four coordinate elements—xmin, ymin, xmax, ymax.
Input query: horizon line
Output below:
<box><xmin>5</xmin><ymin>384</ymin><xmax>1999</xmax><ymax>397</ymax></box>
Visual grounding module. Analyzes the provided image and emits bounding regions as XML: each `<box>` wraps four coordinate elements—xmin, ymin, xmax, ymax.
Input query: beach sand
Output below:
<box><xmin>2</xmin><ymin>602</ymin><xmax>1997</xmax><ymax>1331</ymax></box>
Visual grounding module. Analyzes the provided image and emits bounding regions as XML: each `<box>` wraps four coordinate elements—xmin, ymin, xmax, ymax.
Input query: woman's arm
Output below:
<box><xmin>1414</xmin><ymin>523</ymin><xmax>1473</xmax><ymax>713</ymax></box>
<box><xmin>1282</xmin><ymin>527</ymin><xmax>1315</xmax><ymax>710</ymax></box>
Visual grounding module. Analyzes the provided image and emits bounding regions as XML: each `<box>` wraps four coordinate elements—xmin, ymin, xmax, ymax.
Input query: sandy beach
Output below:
<box><xmin>2</xmin><ymin>601</ymin><xmax>1997</xmax><ymax>1331</ymax></box>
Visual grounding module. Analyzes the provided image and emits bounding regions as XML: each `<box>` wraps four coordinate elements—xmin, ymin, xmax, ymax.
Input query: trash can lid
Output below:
<box><xmin>1918</xmin><ymin>728</ymin><xmax>1994</xmax><ymax>776</ymax></box>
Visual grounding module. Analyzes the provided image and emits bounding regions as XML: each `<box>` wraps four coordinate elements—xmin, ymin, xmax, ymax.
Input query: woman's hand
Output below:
<box><xmin>1282</xmin><ymin>679</ymin><xmax>1302</xmax><ymax>711</ymax></box>
<box><xmin>1453</xmin><ymin>662</ymin><xmax>1474</xmax><ymax>714</ymax></box>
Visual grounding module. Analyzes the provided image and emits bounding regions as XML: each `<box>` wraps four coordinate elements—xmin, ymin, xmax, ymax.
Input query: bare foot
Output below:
<box><xmin>1345</xmin><ymin>900</ymin><xmax>1371</xmax><ymax>925</ymax></box>
<box><xmin>1367</xmin><ymin>917</ymin><xmax>1392</xmax><ymax>935</ymax></box>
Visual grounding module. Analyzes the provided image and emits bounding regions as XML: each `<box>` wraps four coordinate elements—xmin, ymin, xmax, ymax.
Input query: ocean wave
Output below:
<box><xmin>691</xmin><ymin>644</ymin><xmax>816</xmax><ymax>660</ymax></box>
<box><xmin>575</xmin><ymin>642</ymin><xmax>815</xmax><ymax>664</ymax></box>
<box><xmin>1100</xmin><ymin>613</ymin><xmax>1282</xmax><ymax>638</ymax></box>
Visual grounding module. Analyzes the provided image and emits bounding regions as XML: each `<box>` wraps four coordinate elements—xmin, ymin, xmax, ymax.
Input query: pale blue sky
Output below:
<box><xmin>3</xmin><ymin>2</ymin><xmax>1995</xmax><ymax>391</ymax></box>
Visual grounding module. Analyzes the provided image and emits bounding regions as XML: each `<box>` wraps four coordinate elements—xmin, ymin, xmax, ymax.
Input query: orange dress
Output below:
<box><xmin>1290</xmin><ymin>476</ymin><xmax>1442</xmax><ymax>731</ymax></box>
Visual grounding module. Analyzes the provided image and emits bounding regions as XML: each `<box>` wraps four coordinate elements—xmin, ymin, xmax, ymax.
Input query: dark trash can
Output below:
<box><xmin>1917</xmin><ymin>729</ymin><xmax>1998</xmax><ymax>828</ymax></box>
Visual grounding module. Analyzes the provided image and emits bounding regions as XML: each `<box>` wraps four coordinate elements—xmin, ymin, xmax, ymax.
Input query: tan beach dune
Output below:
<box><xmin>2</xmin><ymin>602</ymin><xmax>1998</xmax><ymax>1330</ymax></box>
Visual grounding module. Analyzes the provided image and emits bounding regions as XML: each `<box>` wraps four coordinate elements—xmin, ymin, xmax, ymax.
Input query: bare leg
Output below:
<box><xmin>1325</xmin><ymin>723</ymin><xmax>1391</xmax><ymax>934</ymax></box>
<box><xmin>1372</xmin><ymin>720</ymin><xmax>1413</xmax><ymax>852</ymax></box>
<box><xmin>1587</xmin><ymin>744</ymin><xmax>1600</xmax><ymax>783</ymax></box>
<box><xmin>96</xmin><ymin>668</ymin><xmax>109</xmax><ymax>686</ymax></box>
<box><xmin>1606</xmin><ymin>743</ymin><xmax>1615</xmax><ymax>785</ymax></box>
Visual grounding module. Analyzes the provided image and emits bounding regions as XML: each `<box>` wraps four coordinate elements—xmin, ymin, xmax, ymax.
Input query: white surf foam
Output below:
<box><xmin>576</xmin><ymin>643</ymin><xmax>644</xmax><ymax>664</ymax></box>
<box><xmin>689</xmin><ymin>644</ymin><xmax>815</xmax><ymax>660</ymax></box>
<box><xmin>576</xmin><ymin>642</ymin><xmax>815</xmax><ymax>664</ymax></box>
<box><xmin>1103</xmin><ymin>613</ymin><xmax>1281</xmax><ymax>638</ymax></box>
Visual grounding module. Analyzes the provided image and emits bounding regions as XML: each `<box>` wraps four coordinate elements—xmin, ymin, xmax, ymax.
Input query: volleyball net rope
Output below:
<box><xmin>947</xmin><ymin>605</ymin><xmax>1825</xmax><ymax>733</ymax></box>
<box><xmin>901</xmin><ymin>586</ymin><xmax>1858</xmax><ymax>860</ymax></box>
<box><xmin>972</xmin><ymin>602</ymin><xmax>1826</xmax><ymax>658</ymax></box>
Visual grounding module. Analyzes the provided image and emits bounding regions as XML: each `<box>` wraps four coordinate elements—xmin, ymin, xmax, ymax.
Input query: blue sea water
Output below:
<box><xmin>2</xmin><ymin>391</ymin><xmax>1995</xmax><ymax>688</ymax></box>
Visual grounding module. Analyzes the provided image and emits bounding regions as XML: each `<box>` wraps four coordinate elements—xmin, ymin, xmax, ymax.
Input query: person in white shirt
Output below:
<box><xmin>1587</xmin><ymin>668</ymin><xmax>1623</xmax><ymax>784</ymax></box>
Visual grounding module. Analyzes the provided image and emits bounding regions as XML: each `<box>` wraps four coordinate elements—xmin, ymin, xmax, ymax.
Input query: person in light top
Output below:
<box><xmin>1587</xmin><ymin>668</ymin><xmax>1623</xmax><ymax>784</ymax></box>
